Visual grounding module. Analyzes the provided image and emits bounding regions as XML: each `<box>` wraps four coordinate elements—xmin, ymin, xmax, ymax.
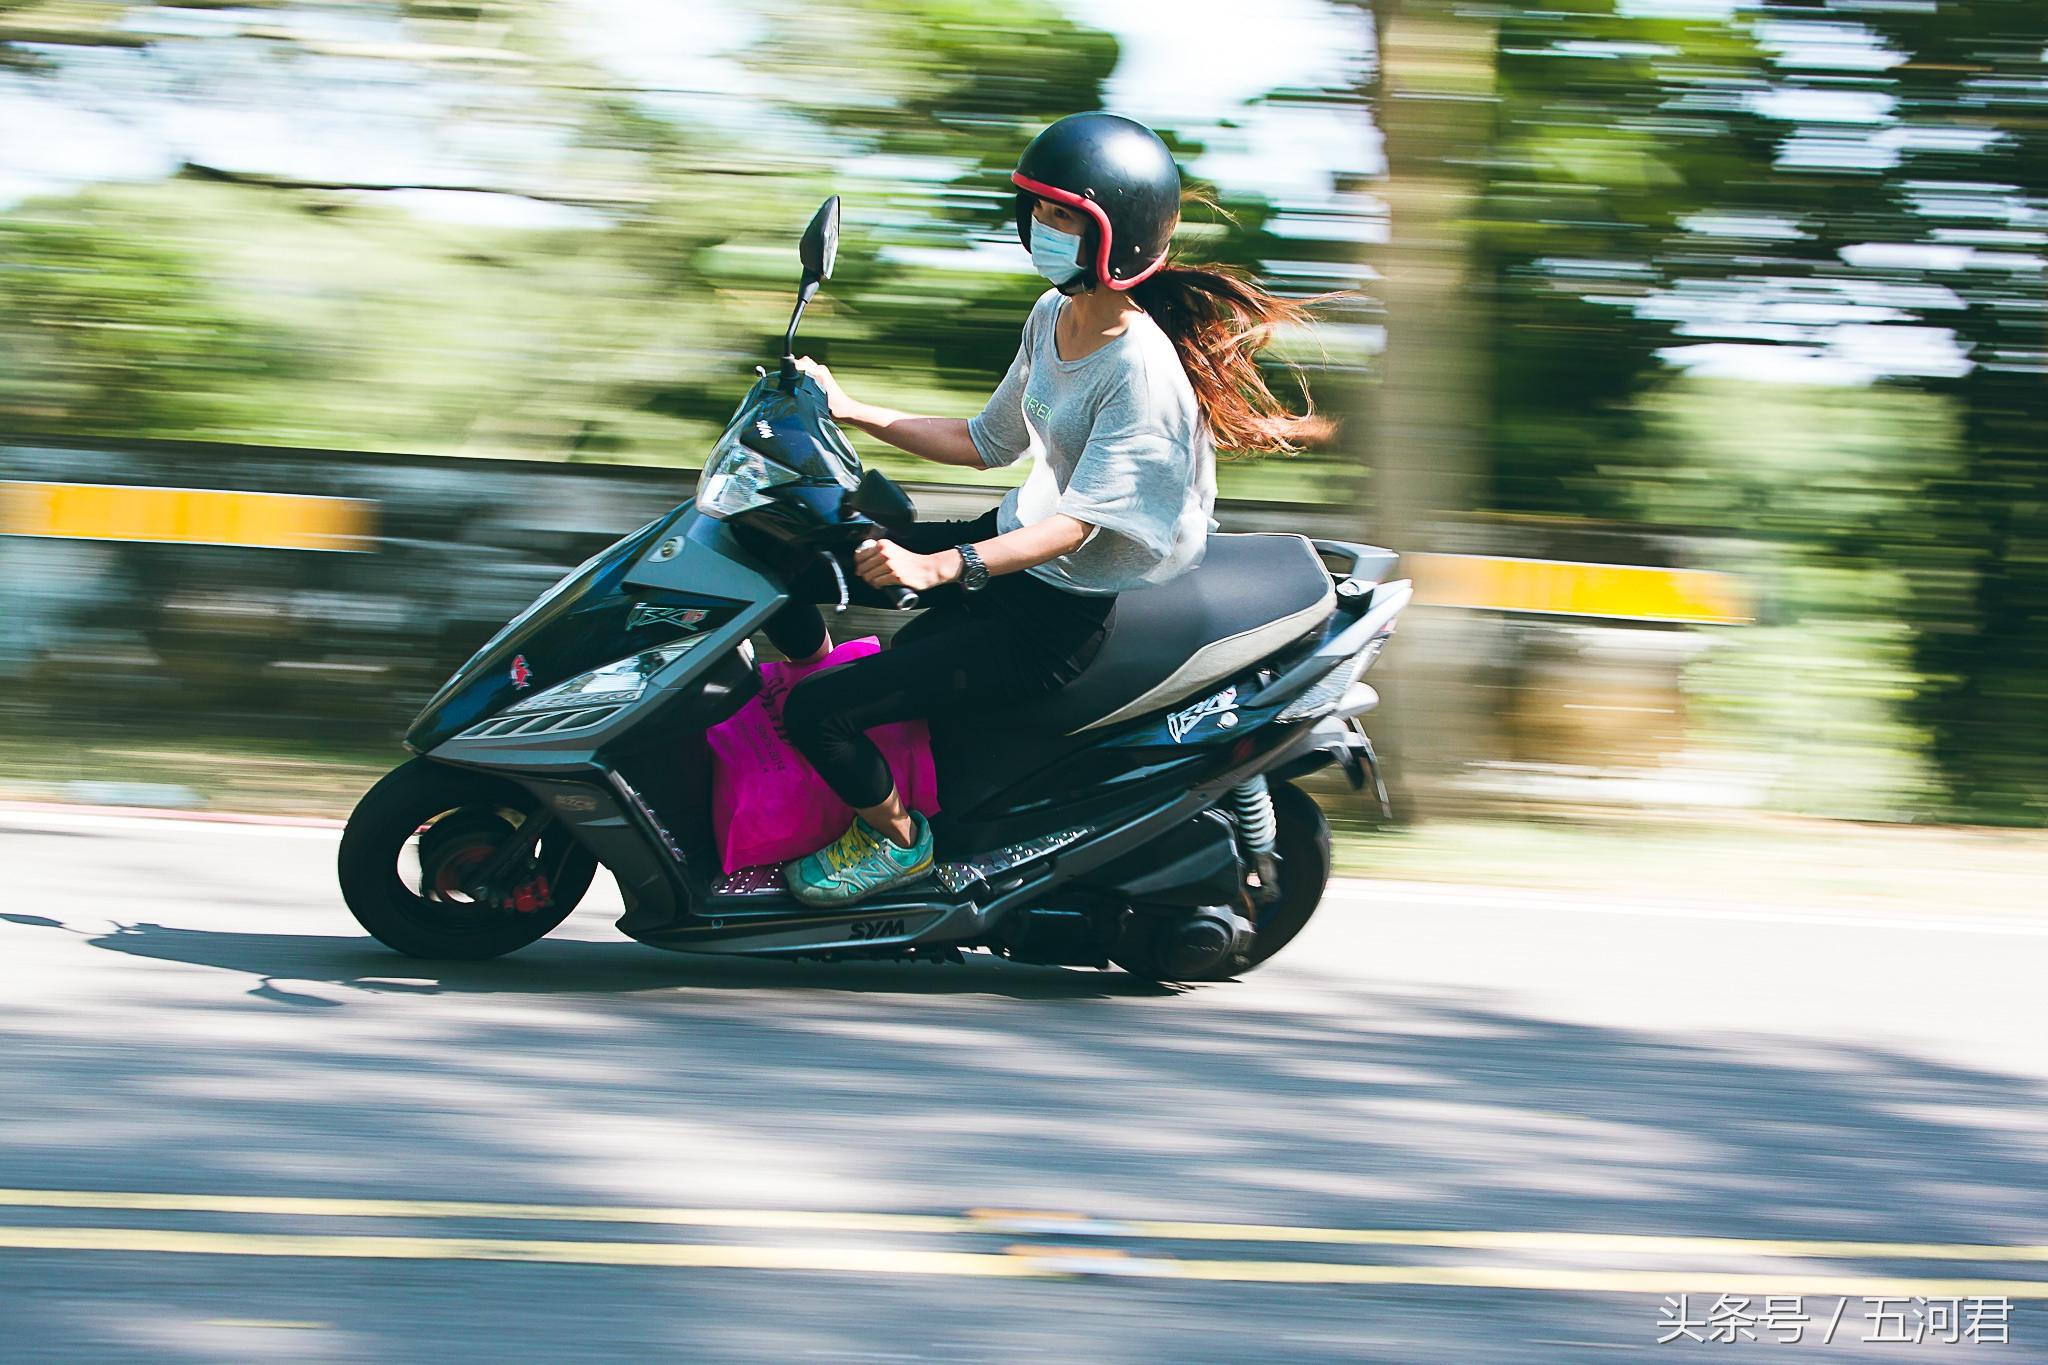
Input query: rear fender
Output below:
<box><xmin>1270</xmin><ymin>714</ymin><xmax>1392</xmax><ymax>817</ymax></box>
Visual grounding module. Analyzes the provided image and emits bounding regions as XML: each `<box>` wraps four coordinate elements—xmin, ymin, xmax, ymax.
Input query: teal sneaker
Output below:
<box><xmin>785</xmin><ymin>814</ymin><xmax>934</xmax><ymax>907</ymax></box>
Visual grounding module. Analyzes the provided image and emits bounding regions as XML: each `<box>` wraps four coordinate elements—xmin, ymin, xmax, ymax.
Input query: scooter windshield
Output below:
<box><xmin>696</xmin><ymin>375</ymin><xmax>858</xmax><ymax>520</ymax></box>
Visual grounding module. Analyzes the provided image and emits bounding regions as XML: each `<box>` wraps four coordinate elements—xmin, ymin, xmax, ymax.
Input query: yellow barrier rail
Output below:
<box><xmin>0</xmin><ymin>481</ymin><xmax>374</xmax><ymax>553</ymax></box>
<box><xmin>0</xmin><ymin>480</ymin><xmax>1749</xmax><ymax>623</ymax></box>
<box><xmin>1407</xmin><ymin>552</ymin><xmax>1750</xmax><ymax>625</ymax></box>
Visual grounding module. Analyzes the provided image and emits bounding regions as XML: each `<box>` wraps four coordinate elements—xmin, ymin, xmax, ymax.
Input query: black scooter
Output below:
<box><xmin>338</xmin><ymin>197</ymin><xmax>1412</xmax><ymax>982</ymax></box>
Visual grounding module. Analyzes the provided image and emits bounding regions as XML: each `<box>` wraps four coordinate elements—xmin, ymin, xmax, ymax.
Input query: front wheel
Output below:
<box><xmin>338</xmin><ymin>758</ymin><xmax>596</xmax><ymax>960</ymax></box>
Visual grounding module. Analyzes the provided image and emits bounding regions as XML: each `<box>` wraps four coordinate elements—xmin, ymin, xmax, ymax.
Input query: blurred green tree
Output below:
<box><xmin>741</xmin><ymin>0</ymin><xmax>1118</xmax><ymax>384</ymax></box>
<box><xmin>1473</xmin><ymin>2</ymin><xmax>1784</xmax><ymax>517</ymax></box>
<box><xmin>2</xmin><ymin>0</ymin><xmax>1344</xmax><ymax>467</ymax></box>
<box><xmin>1440</xmin><ymin>0</ymin><xmax>2045</xmax><ymax>822</ymax></box>
<box><xmin>1</xmin><ymin>0</ymin><xmax>145</xmax><ymax>68</ymax></box>
<box><xmin>0</xmin><ymin>211</ymin><xmax>294</xmax><ymax>438</ymax></box>
<box><xmin>1845</xmin><ymin>0</ymin><xmax>2048</xmax><ymax>823</ymax></box>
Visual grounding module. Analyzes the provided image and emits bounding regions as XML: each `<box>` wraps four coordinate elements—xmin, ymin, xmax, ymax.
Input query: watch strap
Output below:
<box><xmin>955</xmin><ymin>543</ymin><xmax>990</xmax><ymax>591</ymax></box>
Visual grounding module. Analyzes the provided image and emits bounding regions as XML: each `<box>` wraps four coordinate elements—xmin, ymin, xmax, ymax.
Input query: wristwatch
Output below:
<box><xmin>954</xmin><ymin>543</ymin><xmax>990</xmax><ymax>592</ymax></box>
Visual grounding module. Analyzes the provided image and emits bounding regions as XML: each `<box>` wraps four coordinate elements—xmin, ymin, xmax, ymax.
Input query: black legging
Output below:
<box><xmin>762</xmin><ymin>511</ymin><xmax>1114</xmax><ymax>810</ymax></box>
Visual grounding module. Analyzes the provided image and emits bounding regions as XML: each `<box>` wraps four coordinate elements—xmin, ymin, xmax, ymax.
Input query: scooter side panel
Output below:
<box><xmin>635</xmin><ymin>904</ymin><xmax>956</xmax><ymax>955</ymax></box>
<box><xmin>513</xmin><ymin>775</ymin><xmax>686</xmax><ymax>929</ymax></box>
<box><xmin>927</xmin><ymin>670</ymin><xmax>1291</xmax><ymax>857</ymax></box>
<box><xmin>422</xmin><ymin>514</ymin><xmax>789</xmax><ymax>773</ymax></box>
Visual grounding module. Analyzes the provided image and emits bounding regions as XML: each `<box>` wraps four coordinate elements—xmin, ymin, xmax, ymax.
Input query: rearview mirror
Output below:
<box><xmin>800</xmin><ymin>196</ymin><xmax>840</xmax><ymax>283</ymax></box>
<box><xmin>782</xmin><ymin>196</ymin><xmax>842</xmax><ymax>385</ymax></box>
<box><xmin>846</xmin><ymin>468</ymin><xmax>916</xmax><ymax>531</ymax></box>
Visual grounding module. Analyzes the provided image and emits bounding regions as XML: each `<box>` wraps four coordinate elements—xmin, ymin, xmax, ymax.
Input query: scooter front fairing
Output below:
<box><xmin>404</xmin><ymin>372</ymin><xmax>860</xmax><ymax>766</ymax></box>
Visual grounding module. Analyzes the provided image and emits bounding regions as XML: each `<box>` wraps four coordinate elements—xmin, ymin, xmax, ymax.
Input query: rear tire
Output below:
<box><xmin>1242</xmin><ymin>778</ymin><xmax>1332</xmax><ymax>968</ymax></box>
<box><xmin>338</xmin><ymin>758</ymin><xmax>596</xmax><ymax>960</ymax></box>
<box><xmin>1111</xmin><ymin>778</ymin><xmax>1331</xmax><ymax>982</ymax></box>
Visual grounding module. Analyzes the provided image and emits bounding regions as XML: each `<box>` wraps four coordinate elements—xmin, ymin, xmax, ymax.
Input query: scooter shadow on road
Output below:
<box><xmin>0</xmin><ymin>913</ymin><xmax>1178</xmax><ymax>1003</ymax></box>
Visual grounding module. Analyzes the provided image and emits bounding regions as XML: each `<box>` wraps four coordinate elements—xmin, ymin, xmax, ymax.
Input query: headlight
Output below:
<box><xmin>697</xmin><ymin>438</ymin><xmax>799</xmax><ymax>520</ymax></box>
<box><xmin>505</xmin><ymin>640</ymin><xmax>707</xmax><ymax>714</ymax></box>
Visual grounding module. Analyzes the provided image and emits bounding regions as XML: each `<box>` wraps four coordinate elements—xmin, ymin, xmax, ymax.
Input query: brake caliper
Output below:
<box><xmin>507</xmin><ymin>874</ymin><xmax>553</xmax><ymax>914</ymax></box>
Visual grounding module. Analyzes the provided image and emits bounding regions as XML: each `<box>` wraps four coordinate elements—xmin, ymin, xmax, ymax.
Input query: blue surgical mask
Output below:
<box><xmin>1030</xmin><ymin>220</ymin><xmax>1085</xmax><ymax>287</ymax></box>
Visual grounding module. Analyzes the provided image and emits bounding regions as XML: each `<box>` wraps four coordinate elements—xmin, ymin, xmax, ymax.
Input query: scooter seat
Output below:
<box><xmin>1023</xmin><ymin>532</ymin><xmax>1336</xmax><ymax>736</ymax></box>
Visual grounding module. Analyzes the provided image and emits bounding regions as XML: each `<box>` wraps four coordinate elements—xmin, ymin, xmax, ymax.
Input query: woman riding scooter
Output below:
<box><xmin>769</xmin><ymin>111</ymin><xmax>1330</xmax><ymax>907</ymax></box>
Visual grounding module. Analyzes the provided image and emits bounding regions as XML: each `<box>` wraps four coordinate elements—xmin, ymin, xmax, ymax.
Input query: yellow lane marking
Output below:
<box><xmin>0</xmin><ymin>481</ymin><xmax>375</xmax><ymax>553</ymax></box>
<box><xmin>1408</xmin><ymin>552</ymin><xmax>1750</xmax><ymax>625</ymax></box>
<box><xmin>1</xmin><ymin>1226</ymin><xmax>2044</xmax><ymax>1297</ymax></box>
<box><xmin>0</xmin><ymin>1227</ymin><xmax>1049</xmax><ymax>1278</ymax></box>
<box><xmin>1005</xmin><ymin>1244</ymin><xmax>1134</xmax><ymax>1261</ymax></box>
<box><xmin>2</xmin><ymin>1190</ymin><xmax>2042</xmax><ymax>1267</ymax></box>
<box><xmin>1106</xmin><ymin>1262</ymin><xmax>2048</xmax><ymax>1296</ymax></box>
<box><xmin>0</xmin><ymin>1188</ymin><xmax>960</xmax><ymax>1235</ymax></box>
<box><xmin>1109</xmin><ymin>1221</ymin><xmax>2048</xmax><ymax>1265</ymax></box>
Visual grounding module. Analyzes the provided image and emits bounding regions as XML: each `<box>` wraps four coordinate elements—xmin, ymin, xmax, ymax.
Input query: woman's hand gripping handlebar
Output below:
<box><xmin>852</xmin><ymin>538</ymin><xmax>926</xmax><ymax>611</ymax></box>
<box><xmin>814</xmin><ymin>531</ymin><xmax>922</xmax><ymax>614</ymax></box>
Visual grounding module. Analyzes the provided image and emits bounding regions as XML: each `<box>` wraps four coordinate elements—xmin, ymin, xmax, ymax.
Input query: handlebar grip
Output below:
<box><xmin>851</xmin><ymin>540</ymin><xmax>917</xmax><ymax>609</ymax></box>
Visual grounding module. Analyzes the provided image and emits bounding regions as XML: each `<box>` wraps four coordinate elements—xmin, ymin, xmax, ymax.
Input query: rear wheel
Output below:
<box><xmin>338</xmin><ymin>758</ymin><xmax>596</xmax><ymax>960</ymax></box>
<box><xmin>1111</xmin><ymin>779</ymin><xmax>1332</xmax><ymax>982</ymax></box>
<box><xmin>1242</xmin><ymin>778</ymin><xmax>1332</xmax><ymax>968</ymax></box>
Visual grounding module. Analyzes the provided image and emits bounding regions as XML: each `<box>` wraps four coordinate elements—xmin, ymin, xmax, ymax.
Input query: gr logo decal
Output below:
<box><xmin>1167</xmin><ymin>685</ymin><xmax>1238</xmax><ymax>743</ymax></box>
<box><xmin>848</xmin><ymin>917</ymin><xmax>907</xmax><ymax>940</ymax></box>
<box><xmin>628</xmin><ymin>603</ymin><xmax>709</xmax><ymax>632</ymax></box>
<box><xmin>509</xmin><ymin>654</ymin><xmax>533</xmax><ymax>690</ymax></box>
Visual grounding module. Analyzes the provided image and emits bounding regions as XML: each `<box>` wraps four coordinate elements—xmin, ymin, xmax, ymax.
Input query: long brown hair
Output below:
<box><xmin>1129</xmin><ymin>257</ymin><xmax>1336</xmax><ymax>456</ymax></box>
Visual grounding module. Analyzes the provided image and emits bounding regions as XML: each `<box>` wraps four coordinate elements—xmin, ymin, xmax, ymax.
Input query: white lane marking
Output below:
<box><xmin>1332</xmin><ymin>878</ymin><xmax>2048</xmax><ymax>938</ymax></box>
<box><xmin>8</xmin><ymin>1189</ymin><xmax>2046</xmax><ymax>1267</ymax></box>
<box><xmin>0</xmin><ymin>809</ymin><xmax>342</xmax><ymax>840</ymax></box>
<box><xmin>3</xmin><ymin>804</ymin><xmax>2041</xmax><ymax>937</ymax></box>
<box><xmin>1</xmin><ymin>1225</ymin><xmax>2045</xmax><ymax>1297</ymax></box>
<box><xmin>0</xmin><ymin>800</ymin><xmax>342</xmax><ymax>829</ymax></box>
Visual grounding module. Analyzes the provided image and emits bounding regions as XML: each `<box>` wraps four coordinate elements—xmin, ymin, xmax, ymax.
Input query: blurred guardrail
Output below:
<box><xmin>1</xmin><ymin>479</ymin><xmax>376</xmax><ymax>553</ymax></box>
<box><xmin>0</xmin><ymin>440</ymin><xmax>1749</xmax><ymax>762</ymax></box>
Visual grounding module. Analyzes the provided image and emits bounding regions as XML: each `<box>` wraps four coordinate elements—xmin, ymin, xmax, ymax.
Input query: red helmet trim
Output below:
<box><xmin>1012</xmin><ymin>171</ymin><xmax>1169</xmax><ymax>291</ymax></box>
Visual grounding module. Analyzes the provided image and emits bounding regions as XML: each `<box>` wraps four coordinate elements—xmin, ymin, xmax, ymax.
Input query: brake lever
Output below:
<box><xmin>820</xmin><ymin>551</ymin><xmax>851</xmax><ymax>613</ymax></box>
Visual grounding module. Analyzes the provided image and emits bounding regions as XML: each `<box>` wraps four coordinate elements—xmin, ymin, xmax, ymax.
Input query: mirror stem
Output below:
<box><xmin>780</xmin><ymin>277</ymin><xmax>820</xmax><ymax>386</ymax></box>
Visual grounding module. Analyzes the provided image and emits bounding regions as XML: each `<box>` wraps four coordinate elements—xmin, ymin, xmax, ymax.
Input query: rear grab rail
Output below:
<box><xmin>1253</xmin><ymin>578</ymin><xmax>1414</xmax><ymax>717</ymax></box>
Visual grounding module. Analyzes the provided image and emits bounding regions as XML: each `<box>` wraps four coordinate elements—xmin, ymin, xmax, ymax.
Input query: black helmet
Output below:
<box><xmin>1012</xmin><ymin>112</ymin><xmax>1180</xmax><ymax>293</ymax></box>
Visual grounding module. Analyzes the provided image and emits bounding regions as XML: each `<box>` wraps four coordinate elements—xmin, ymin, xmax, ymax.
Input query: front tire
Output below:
<box><xmin>339</xmin><ymin>758</ymin><xmax>596</xmax><ymax>960</ymax></box>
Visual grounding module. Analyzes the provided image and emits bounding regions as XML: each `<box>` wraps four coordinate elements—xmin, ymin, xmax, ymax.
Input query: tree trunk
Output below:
<box><xmin>1363</xmin><ymin>0</ymin><xmax>1498</xmax><ymax>817</ymax></box>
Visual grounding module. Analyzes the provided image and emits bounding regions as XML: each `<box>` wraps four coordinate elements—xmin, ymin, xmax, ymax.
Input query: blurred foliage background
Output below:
<box><xmin>1</xmin><ymin>0</ymin><xmax>2043</xmax><ymax>825</ymax></box>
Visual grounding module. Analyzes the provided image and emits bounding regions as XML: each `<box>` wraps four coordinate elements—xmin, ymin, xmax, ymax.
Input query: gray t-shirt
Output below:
<box><xmin>966</xmin><ymin>290</ymin><xmax>1217</xmax><ymax>596</ymax></box>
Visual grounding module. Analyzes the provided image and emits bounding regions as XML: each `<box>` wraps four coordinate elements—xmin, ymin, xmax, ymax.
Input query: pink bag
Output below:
<box><xmin>706</xmin><ymin>636</ymin><xmax>941</xmax><ymax>874</ymax></box>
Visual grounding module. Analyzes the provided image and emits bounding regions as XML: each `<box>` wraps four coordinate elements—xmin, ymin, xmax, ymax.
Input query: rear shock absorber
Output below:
<box><xmin>1228</xmin><ymin>775</ymin><xmax>1283</xmax><ymax>907</ymax></box>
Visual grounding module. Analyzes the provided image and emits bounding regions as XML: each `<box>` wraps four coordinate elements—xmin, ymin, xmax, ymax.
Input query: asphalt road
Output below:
<box><xmin>3</xmin><ymin>805</ymin><xmax>2045</xmax><ymax>1362</ymax></box>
